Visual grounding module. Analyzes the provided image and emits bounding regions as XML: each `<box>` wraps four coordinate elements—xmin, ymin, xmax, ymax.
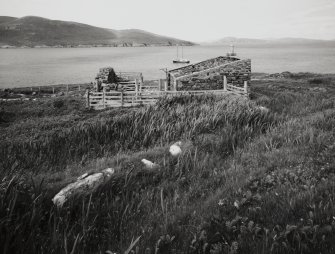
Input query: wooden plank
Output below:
<box><xmin>90</xmin><ymin>87</ymin><xmax>245</xmax><ymax>110</ymax></box>
<box><xmin>119</xmin><ymin>81</ymin><xmax>136</xmax><ymax>84</ymax></box>
<box><xmin>104</xmin><ymin>96</ymin><xmax>121</xmax><ymax>98</ymax></box>
<box><xmin>224</xmin><ymin>76</ymin><xmax>227</xmax><ymax>91</ymax></box>
<box><xmin>227</xmin><ymin>85</ymin><xmax>245</xmax><ymax>91</ymax></box>
<box><xmin>90</xmin><ymin>97</ymin><xmax>105</xmax><ymax>100</ymax></box>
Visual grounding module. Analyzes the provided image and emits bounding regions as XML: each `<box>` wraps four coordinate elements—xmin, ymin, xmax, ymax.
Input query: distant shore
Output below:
<box><xmin>0</xmin><ymin>44</ymin><xmax>195</xmax><ymax>49</ymax></box>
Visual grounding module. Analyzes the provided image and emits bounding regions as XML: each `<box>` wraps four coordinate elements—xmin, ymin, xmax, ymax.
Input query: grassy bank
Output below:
<box><xmin>0</xmin><ymin>73</ymin><xmax>335</xmax><ymax>253</ymax></box>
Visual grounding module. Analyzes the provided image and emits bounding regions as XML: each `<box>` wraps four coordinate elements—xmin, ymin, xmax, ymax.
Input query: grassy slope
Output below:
<box><xmin>0</xmin><ymin>74</ymin><xmax>335</xmax><ymax>253</ymax></box>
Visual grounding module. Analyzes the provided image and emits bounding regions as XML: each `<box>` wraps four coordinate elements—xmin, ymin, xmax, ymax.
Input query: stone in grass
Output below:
<box><xmin>141</xmin><ymin>159</ymin><xmax>159</xmax><ymax>169</ymax></box>
<box><xmin>258</xmin><ymin>106</ymin><xmax>269</xmax><ymax>113</ymax></box>
<box><xmin>169</xmin><ymin>141</ymin><xmax>182</xmax><ymax>156</ymax></box>
<box><xmin>52</xmin><ymin>168</ymin><xmax>115</xmax><ymax>208</ymax></box>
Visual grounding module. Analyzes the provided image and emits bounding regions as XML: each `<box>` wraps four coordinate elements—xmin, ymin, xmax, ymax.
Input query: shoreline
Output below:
<box><xmin>0</xmin><ymin>44</ymin><xmax>196</xmax><ymax>49</ymax></box>
<box><xmin>1</xmin><ymin>71</ymin><xmax>335</xmax><ymax>90</ymax></box>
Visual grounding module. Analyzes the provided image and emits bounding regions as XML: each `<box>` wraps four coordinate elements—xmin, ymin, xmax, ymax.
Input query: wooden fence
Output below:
<box><xmin>117</xmin><ymin>72</ymin><xmax>143</xmax><ymax>82</ymax></box>
<box><xmin>87</xmin><ymin>79</ymin><xmax>249</xmax><ymax>109</ymax></box>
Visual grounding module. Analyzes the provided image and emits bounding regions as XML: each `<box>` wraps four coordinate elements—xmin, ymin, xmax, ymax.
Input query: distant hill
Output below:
<box><xmin>203</xmin><ymin>37</ymin><xmax>335</xmax><ymax>46</ymax></box>
<box><xmin>0</xmin><ymin>16</ymin><xmax>194</xmax><ymax>47</ymax></box>
<box><xmin>0</xmin><ymin>16</ymin><xmax>17</xmax><ymax>24</ymax></box>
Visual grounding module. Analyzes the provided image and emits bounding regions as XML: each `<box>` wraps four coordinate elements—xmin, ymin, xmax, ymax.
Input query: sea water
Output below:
<box><xmin>0</xmin><ymin>45</ymin><xmax>334</xmax><ymax>88</ymax></box>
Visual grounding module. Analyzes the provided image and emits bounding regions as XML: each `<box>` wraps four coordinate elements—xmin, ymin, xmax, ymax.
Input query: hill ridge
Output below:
<box><xmin>0</xmin><ymin>16</ymin><xmax>194</xmax><ymax>47</ymax></box>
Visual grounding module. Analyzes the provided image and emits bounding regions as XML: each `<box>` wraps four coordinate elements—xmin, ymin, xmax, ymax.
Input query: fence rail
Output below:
<box><xmin>88</xmin><ymin>82</ymin><xmax>248</xmax><ymax>109</ymax></box>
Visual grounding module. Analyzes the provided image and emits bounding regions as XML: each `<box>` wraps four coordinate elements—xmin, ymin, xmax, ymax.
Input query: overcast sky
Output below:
<box><xmin>1</xmin><ymin>0</ymin><xmax>335</xmax><ymax>42</ymax></box>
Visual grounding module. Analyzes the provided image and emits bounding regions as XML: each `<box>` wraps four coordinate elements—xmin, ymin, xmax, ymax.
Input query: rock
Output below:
<box><xmin>257</xmin><ymin>106</ymin><xmax>269</xmax><ymax>113</ymax></box>
<box><xmin>77</xmin><ymin>173</ymin><xmax>89</xmax><ymax>180</ymax></box>
<box><xmin>52</xmin><ymin>168</ymin><xmax>115</xmax><ymax>207</ymax></box>
<box><xmin>141</xmin><ymin>159</ymin><xmax>159</xmax><ymax>169</ymax></box>
<box><xmin>169</xmin><ymin>141</ymin><xmax>182</xmax><ymax>156</ymax></box>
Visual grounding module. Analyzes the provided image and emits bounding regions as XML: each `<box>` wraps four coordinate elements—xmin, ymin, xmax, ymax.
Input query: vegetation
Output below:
<box><xmin>0</xmin><ymin>73</ymin><xmax>335</xmax><ymax>254</ymax></box>
<box><xmin>0</xmin><ymin>16</ymin><xmax>194</xmax><ymax>47</ymax></box>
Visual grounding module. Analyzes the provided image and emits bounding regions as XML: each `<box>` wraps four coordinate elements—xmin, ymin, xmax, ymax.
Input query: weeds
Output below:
<box><xmin>0</xmin><ymin>95</ymin><xmax>276</xmax><ymax>174</ymax></box>
<box><xmin>0</xmin><ymin>74</ymin><xmax>335</xmax><ymax>253</ymax></box>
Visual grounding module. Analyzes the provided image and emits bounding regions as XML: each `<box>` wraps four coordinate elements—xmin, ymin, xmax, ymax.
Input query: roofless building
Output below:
<box><xmin>87</xmin><ymin>56</ymin><xmax>251</xmax><ymax>109</ymax></box>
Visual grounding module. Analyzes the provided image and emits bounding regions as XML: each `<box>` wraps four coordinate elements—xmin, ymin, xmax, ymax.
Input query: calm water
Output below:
<box><xmin>0</xmin><ymin>45</ymin><xmax>335</xmax><ymax>88</ymax></box>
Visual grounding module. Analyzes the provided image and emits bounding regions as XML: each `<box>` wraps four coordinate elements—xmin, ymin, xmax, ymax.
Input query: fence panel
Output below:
<box><xmin>88</xmin><ymin>82</ymin><xmax>247</xmax><ymax>109</ymax></box>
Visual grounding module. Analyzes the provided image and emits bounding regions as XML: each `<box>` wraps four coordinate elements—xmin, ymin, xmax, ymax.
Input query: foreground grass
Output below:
<box><xmin>0</xmin><ymin>73</ymin><xmax>335</xmax><ymax>253</ymax></box>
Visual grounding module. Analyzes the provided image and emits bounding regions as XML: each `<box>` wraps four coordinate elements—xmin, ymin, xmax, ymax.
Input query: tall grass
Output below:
<box><xmin>1</xmin><ymin>76</ymin><xmax>335</xmax><ymax>254</ymax></box>
<box><xmin>0</xmin><ymin>93</ymin><xmax>278</xmax><ymax>253</ymax></box>
<box><xmin>0</xmin><ymin>95</ymin><xmax>276</xmax><ymax>175</ymax></box>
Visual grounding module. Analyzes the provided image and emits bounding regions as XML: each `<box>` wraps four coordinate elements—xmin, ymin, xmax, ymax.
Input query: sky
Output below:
<box><xmin>1</xmin><ymin>0</ymin><xmax>335</xmax><ymax>42</ymax></box>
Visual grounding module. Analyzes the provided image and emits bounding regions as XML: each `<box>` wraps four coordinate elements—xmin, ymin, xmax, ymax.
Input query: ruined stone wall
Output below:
<box><xmin>170</xmin><ymin>56</ymin><xmax>238</xmax><ymax>78</ymax></box>
<box><xmin>96</xmin><ymin>67</ymin><xmax>114</xmax><ymax>83</ymax></box>
<box><xmin>221</xmin><ymin>59</ymin><xmax>251</xmax><ymax>87</ymax></box>
<box><xmin>169</xmin><ymin>58</ymin><xmax>251</xmax><ymax>91</ymax></box>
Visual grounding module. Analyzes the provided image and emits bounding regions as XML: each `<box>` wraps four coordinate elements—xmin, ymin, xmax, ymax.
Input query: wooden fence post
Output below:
<box><xmin>102</xmin><ymin>88</ymin><xmax>106</xmax><ymax>109</ymax></box>
<box><xmin>52</xmin><ymin>87</ymin><xmax>55</xmax><ymax>94</ymax></box>
<box><xmin>223</xmin><ymin>75</ymin><xmax>227</xmax><ymax>91</ymax></box>
<box><xmin>121</xmin><ymin>90</ymin><xmax>124</xmax><ymax>107</ymax></box>
<box><xmin>78</xmin><ymin>85</ymin><xmax>81</xmax><ymax>91</ymax></box>
<box><xmin>158</xmin><ymin>79</ymin><xmax>162</xmax><ymax>91</ymax></box>
<box><xmin>135</xmin><ymin>79</ymin><xmax>138</xmax><ymax>100</ymax></box>
<box><xmin>86</xmin><ymin>89</ymin><xmax>90</xmax><ymax>108</ymax></box>
<box><xmin>164</xmin><ymin>80</ymin><xmax>168</xmax><ymax>92</ymax></box>
<box><xmin>132</xmin><ymin>79</ymin><xmax>138</xmax><ymax>102</ymax></box>
<box><xmin>244</xmin><ymin>81</ymin><xmax>248</xmax><ymax>96</ymax></box>
<box><xmin>66</xmin><ymin>84</ymin><xmax>69</xmax><ymax>96</ymax></box>
<box><xmin>173</xmin><ymin>79</ymin><xmax>177</xmax><ymax>91</ymax></box>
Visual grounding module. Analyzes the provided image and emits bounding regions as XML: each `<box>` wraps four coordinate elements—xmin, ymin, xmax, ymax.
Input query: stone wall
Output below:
<box><xmin>221</xmin><ymin>59</ymin><xmax>251</xmax><ymax>87</ymax></box>
<box><xmin>170</xmin><ymin>56</ymin><xmax>239</xmax><ymax>78</ymax></box>
<box><xmin>95</xmin><ymin>67</ymin><xmax>114</xmax><ymax>83</ymax></box>
<box><xmin>168</xmin><ymin>57</ymin><xmax>251</xmax><ymax>91</ymax></box>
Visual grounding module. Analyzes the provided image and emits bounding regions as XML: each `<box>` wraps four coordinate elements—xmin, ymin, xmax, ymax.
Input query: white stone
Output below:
<box><xmin>77</xmin><ymin>173</ymin><xmax>88</xmax><ymax>180</ymax></box>
<box><xmin>258</xmin><ymin>106</ymin><xmax>269</xmax><ymax>113</ymax></box>
<box><xmin>169</xmin><ymin>141</ymin><xmax>182</xmax><ymax>156</ymax></box>
<box><xmin>52</xmin><ymin>168</ymin><xmax>115</xmax><ymax>207</ymax></box>
<box><xmin>141</xmin><ymin>159</ymin><xmax>159</xmax><ymax>169</ymax></box>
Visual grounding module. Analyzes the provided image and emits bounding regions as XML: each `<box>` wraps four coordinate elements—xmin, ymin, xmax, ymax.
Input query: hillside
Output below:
<box><xmin>204</xmin><ymin>36</ymin><xmax>335</xmax><ymax>46</ymax></box>
<box><xmin>0</xmin><ymin>16</ymin><xmax>17</xmax><ymax>24</ymax></box>
<box><xmin>1</xmin><ymin>73</ymin><xmax>335</xmax><ymax>253</ymax></box>
<box><xmin>0</xmin><ymin>16</ymin><xmax>194</xmax><ymax>47</ymax></box>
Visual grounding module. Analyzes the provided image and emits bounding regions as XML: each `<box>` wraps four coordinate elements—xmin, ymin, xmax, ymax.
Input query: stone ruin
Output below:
<box><xmin>168</xmin><ymin>56</ymin><xmax>251</xmax><ymax>91</ymax></box>
<box><xmin>94</xmin><ymin>67</ymin><xmax>143</xmax><ymax>92</ymax></box>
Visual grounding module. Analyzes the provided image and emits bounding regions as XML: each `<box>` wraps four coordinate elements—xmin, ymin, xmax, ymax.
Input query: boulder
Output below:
<box><xmin>52</xmin><ymin>168</ymin><xmax>115</xmax><ymax>207</ymax></box>
<box><xmin>141</xmin><ymin>159</ymin><xmax>159</xmax><ymax>169</ymax></box>
<box><xmin>169</xmin><ymin>141</ymin><xmax>182</xmax><ymax>156</ymax></box>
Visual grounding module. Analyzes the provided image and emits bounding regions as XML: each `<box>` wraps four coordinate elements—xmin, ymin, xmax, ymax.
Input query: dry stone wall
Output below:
<box><xmin>168</xmin><ymin>57</ymin><xmax>251</xmax><ymax>91</ymax></box>
<box><xmin>170</xmin><ymin>56</ymin><xmax>238</xmax><ymax>78</ymax></box>
<box><xmin>95</xmin><ymin>67</ymin><xmax>114</xmax><ymax>83</ymax></box>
